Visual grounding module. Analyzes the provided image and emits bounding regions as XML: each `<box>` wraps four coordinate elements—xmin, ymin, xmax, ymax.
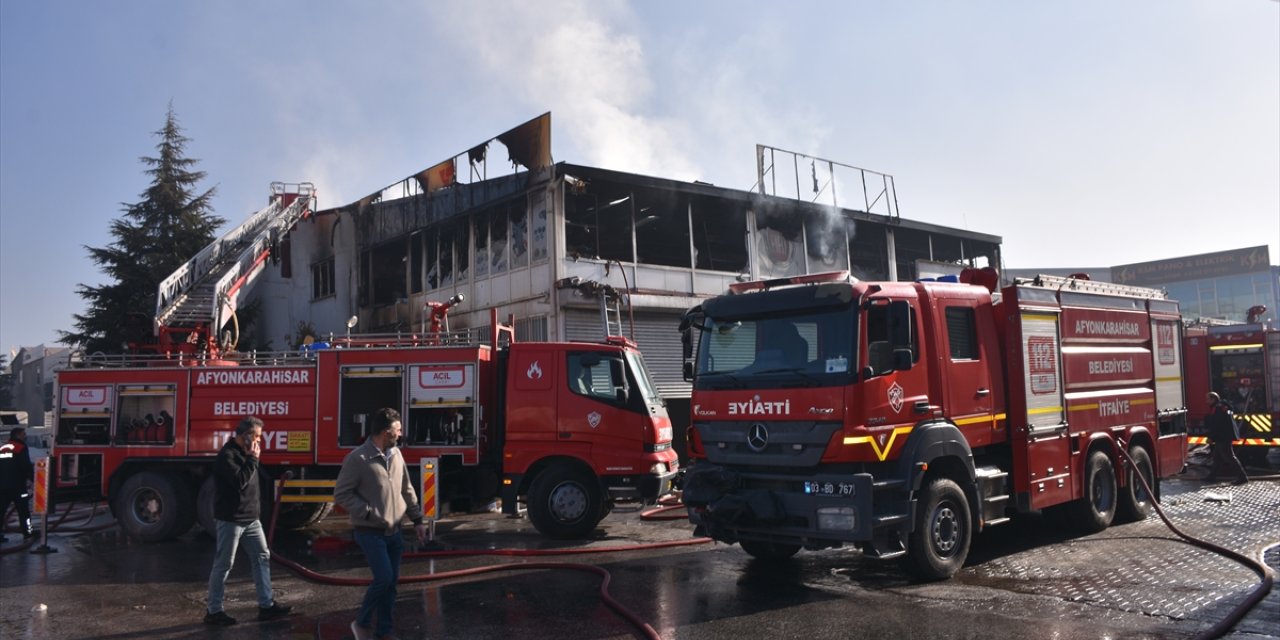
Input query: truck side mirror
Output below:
<box><xmin>683</xmin><ymin>361</ymin><xmax>695</xmax><ymax>382</ymax></box>
<box><xmin>892</xmin><ymin>347</ymin><xmax>914</xmax><ymax>371</ymax></box>
<box><xmin>681</xmin><ymin>328</ymin><xmax>692</xmax><ymax>360</ymax></box>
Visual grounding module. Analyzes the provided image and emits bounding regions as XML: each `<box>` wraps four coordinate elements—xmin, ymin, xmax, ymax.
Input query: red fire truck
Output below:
<box><xmin>52</xmin><ymin>308</ymin><xmax>679</xmax><ymax>542</ymax></box>
<box><xmin>678</xmin><ymin>270</ymin><xmax>1188</xmax><ymax>580</ymax></box>
<box><xmin>1183</xmin><ymin>311</ymin><xmax>1280</xmax><ymax>465</ymax></box>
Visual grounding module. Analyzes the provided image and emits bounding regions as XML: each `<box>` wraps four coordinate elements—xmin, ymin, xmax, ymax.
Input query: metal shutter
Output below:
<box><xmin>563</xmin><ymin>309</ymin><xmax>691</xmax><ymax>399</ymax></box>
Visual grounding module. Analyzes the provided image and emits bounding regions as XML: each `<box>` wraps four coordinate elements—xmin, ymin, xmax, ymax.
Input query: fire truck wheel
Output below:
<box><xmin>901</xmin><ymin>476</ymin><xmax>971</xmax><ymax>581</ymax></box>
<box><xmin>273</xmin><ymin>503</ymin><xmax>335</xmax><ymax>530</ymax></box>
<box><xmin>527</xmin><ymin>465</ymin><xmax>604</xmax><ymax>539</ymax></box>
<box><xmin>1068</xmin><ymin>450</ymin><xmax>1116</xmax><ymax>533</ymax></box>
<box><xmin>117</xmin><ymin>471</ymin><xmax>196</xmax><ymax>542</ymax></box>
<box><xmin>739</xmin><ymin>539</ymin><xmax>801</xmax><ymax>561</ymax></box>
<box><xmin>1117</xmin><ymin>446</ymin><xmax>1155</xmax><ymax>523</ymax></box>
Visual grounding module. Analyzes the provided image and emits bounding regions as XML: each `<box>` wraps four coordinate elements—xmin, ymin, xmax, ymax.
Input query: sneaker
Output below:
<box><xmin>258</xmin><ymin>601</ymin><xmax>293</xmax><ymax>620</ymax></box>
<box><xmin>351</xmin><ymin>621</ymin><xmax>373</xmax><ymax>640</ymax></box>
<box><xmin>204</xmin><ymin>610</ymin><xmax>237</xmax><ymax>626</ymax></box>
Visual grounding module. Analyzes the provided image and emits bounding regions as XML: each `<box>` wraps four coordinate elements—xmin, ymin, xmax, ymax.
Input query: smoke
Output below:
<box><xmin>429</xmin><ymin>0</ymin><xmax>701</xmax><ymax>180</ymax></box>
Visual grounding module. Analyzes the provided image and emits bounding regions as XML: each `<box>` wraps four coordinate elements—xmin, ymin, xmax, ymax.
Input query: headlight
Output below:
<box><xmin>650</xmin><ymin>462</ymin><xmax>668</xmax><ymax>474</ymax></box>
<box><xmin>816</xmin><ymin>507</ymin><xmax>856</xmax><ymax>531</ymax></box>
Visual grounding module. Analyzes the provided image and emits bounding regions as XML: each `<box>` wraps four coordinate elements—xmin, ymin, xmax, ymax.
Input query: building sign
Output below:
<box><xmin>1111</xmin><ymin>246</ymin><xmax>1271</xmax><ymax>286</ymax></box>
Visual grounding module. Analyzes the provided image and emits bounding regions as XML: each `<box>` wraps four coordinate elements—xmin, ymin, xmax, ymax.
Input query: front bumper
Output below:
<box><xmin>682</xmin><ymin>462</ymin><xmax>892</xmax><ymax>548</ymax></box>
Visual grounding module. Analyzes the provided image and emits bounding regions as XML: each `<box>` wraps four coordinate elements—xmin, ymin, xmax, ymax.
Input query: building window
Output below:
<box><xmin>312</xmin><ymin>258</ymin><xmax>336</xmax><ymax>300</ymax></box>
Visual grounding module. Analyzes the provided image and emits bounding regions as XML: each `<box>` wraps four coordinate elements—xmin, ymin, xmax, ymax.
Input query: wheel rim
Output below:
<box><xmin>1092</xmin><ymin>467</ymin><xmax>1114</xmax><ymax>512</ymax></box>
<box><xmin>131</xmin><ymin>488</ymin><xmax>163</xmax><ymax>525</ymax></box>
<box><xmin>548</xmin><ymin>481</ymin><xmax>589</xmax><ymax>522</ymax></box>
<box><xmin>1131</xmin><ymin>460</ymin><xmax>1152</xmax><ymax>505</ymax></box>
<box><xmin>931</xmin><ymin>502</ymin><xmax>960</xmax><ymax>556</ymax></box>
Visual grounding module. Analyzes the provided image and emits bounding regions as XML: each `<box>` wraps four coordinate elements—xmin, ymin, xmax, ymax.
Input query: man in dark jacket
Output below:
<box><xmin>1204</xmin><ymin>392</ymin><xmax>1248</xmax><ymax>485</ymax></box>
<box><xmin>204</xmin><ymin>417</ymin><xmax>293</xmax><ymax>625</ymax></box>
<box><xmin>0</xmin><ymin>427</ymin><xmax>35</xmax><ymax>541</ymax></box>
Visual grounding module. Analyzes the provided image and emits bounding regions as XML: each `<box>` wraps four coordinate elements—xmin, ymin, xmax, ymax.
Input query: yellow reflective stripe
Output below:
<box><xmin>1155</xmin><ymin>376</ymin><xmax>1182</xmax><ymax>383</ymax></box>
<box><xmin>1028</xmin><ymin>406</ymin><xmax>1063</xmax><ymax>416</ymax></box>
<box><xmin>843</xmin><ymin>425</ymin><xmax>914</xmax><ymax>462</ymax></box>
<box><xmin>1023</xmin><ymin>313</ymin><xmax>1058</xmax><ymax>322</ymax></box>
<box><xmin>281</xmin><ymin>479</ymin><xmax>336</xmax><ymax>488</ymax></box>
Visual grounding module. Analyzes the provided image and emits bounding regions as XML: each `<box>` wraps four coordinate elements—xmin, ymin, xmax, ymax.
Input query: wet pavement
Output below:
<box><xmin>2</xmin><ymin>454</ymin><xmax>1277</xmax><ymax>640</ymax></box>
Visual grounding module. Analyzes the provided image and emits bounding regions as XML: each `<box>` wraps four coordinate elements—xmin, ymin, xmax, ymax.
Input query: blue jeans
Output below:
<box><xmin>207</xmin><ymin>519</ymin><xmax>273</xmax><ymax>612</ymax></box>
<box><xmin>354</xmin><ymin>528</ymin><xmax>404</xmax><ymax>637</ymax></box>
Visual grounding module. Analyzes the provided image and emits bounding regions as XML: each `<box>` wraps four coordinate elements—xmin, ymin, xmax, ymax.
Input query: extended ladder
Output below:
<box><xmin>152</xmin><ymin>182</ymin><xmax>315</xmax><ymax>354</ymax></box>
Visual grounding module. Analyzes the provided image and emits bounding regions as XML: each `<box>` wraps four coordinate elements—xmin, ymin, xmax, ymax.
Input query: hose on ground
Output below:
<box><xmin>1117</xmin><ymin>442</ymin><xmax>1275</xmax><ymax>640</ymax></box>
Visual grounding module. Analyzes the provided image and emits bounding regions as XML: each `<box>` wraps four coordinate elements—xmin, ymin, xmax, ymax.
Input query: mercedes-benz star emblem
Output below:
<box><xmin>747</xmin><ymin>423</ymin><xmax>769</xmax><ymax>452</ymax></box>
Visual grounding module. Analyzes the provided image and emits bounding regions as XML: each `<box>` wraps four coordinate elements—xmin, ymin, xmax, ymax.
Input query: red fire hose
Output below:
<box><xmin>265</xmin><ymin>473</ymin><xmax>711</xmax><ymax>640</ymax></box>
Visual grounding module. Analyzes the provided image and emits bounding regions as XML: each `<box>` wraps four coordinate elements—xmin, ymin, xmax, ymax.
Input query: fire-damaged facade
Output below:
<box><xmin>250</xmin><ymin>113</ymin><xmax>1002</xmax><ymax>427</ymax></box>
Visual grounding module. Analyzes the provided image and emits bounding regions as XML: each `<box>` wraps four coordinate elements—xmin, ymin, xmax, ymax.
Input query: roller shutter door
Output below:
<box><xmin>563</xmin><ymin>309</ymin><xmax>690</xmax><ymax>399</ymax></box>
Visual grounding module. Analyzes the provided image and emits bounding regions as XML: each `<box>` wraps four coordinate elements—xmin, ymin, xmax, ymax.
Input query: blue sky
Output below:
<box><xmin>2</xmin><ymin>1</ymin><xmax>1277</xmax><ymax>354</ymax></box>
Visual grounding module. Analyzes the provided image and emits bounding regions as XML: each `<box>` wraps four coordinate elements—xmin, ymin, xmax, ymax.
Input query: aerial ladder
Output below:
<box><xmin>149</xmin><ymin>182</ymin><xmax>315</xmax><ymax>357</ymax></box>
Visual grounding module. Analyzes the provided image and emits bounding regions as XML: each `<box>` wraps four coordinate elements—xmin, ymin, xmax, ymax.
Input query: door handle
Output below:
<box><xmin>975</xmin><ymin>388</ymin><xmax>991</xmax><ymax>397</ymax></box>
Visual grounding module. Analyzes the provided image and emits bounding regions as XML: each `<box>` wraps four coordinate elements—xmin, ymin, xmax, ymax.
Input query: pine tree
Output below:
<box><xmin>62</xmin><ymin>105</ymin><xmax>225</xmax><ymax>354</ymax></box>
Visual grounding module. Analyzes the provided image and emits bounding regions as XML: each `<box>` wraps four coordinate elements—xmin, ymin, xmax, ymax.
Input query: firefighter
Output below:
<box><xmin>0</xmin><ymin>426</ymin><xmax>35</xmax><ymax>541</ymax></box>
<box><xmin>1204</xmin><ymin>392</ymin><xmax>1248</xmax><ymax>485</ymax></box>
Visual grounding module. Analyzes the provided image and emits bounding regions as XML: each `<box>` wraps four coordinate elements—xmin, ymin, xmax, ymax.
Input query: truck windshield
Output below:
<box><xmin>625</xmin><ymin>350</ymin><xmax>665</xmax><ymax>404</ymax></box>
<box><xmin>696</xmin><ymin>307</ymin><xmax>855</xmax><ymax>388</ymax></box>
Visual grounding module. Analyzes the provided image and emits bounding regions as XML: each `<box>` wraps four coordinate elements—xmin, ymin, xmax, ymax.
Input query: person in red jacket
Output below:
<box><xmin>0</xmin><ymin>427</ymin><xmax>35</xmax><ymax>541</ymax></box>
<box><xmin>1204</xmin><ymin>392</ymin><xmax>1249</xmax><ymax>485</ymax></box>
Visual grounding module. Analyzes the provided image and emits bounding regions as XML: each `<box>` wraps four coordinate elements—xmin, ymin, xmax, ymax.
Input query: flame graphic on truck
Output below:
<box><xmin>527</xmin><ymin>361</ymin><xmax>543</xmax><ymax>380</ymax></box>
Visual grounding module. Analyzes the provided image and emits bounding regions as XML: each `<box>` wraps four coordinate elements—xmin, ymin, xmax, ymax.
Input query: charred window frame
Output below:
<box><xmin>491</xmin><ymin>204</ymin><xmax>508</xmax><ymax>274</ymax></box>
<box><xmin>565</xmin><ymin>183</ymin><xmax>633</xmax><ymax>262</ymax></box>
<box><xmin>691</xmin><ymin>196</ymin><xmax>748</xmax><ymax>272</ymax></box>
<box><xmin>438</xmin><ymin>225</ymin><xmax>454</xmax><ymax>288</ymax></box>
<box><xmin>893</xmin><ymin>227</ymin><xmax>932</xmax><ymax>282</ymax></box>
<box><xmin>510</xmin><ymin>198</ymin><xmax>529</xmax><ymax>269</ymax></box>
<box><xmin>805</xmin><ymin>213</ymin><xmax>850</xmax><ymax>273</ymax></box>
<box><xmin>849</xmin><ymin>220</ymin><xmax>889</xmax><ymax>281</ymax></box>
<box><xmin>278</xmin><ymin>237</ymin><xmax>292</xmax><ymax>278</ymax></box>
<box><xmin>370</xmin><ymin>238</ymin><xmax>408</xmax><ymax>306</ymax></box>
<box><xmin>453</xmin><ymin>220</ymin><xmax>469</xmax><ymax>283</ymax></box>
<box><xmin>755</xmin><ymin>206</ymin><xmax>806</xmax><ymax>278</ymax></box>
<box><xmin>410</xmin><ymin>231</ymin><xmax>424</xmax><ymax>294</ymax></box>
<box><xmin>474</xmin><ymin>212</ymin><xmax>490</xmax><ymax>278</ymax></box>
<box><xmin>634</xmin><ymin>187</ymin><xmax>691</xmax><ymax>268</ymax></box>
<box><xmin>424</xmin><ymin>227</ymin><xmax>439</xmax><ymax>291</ymax></box>
<box><xmin>358</xmin><ymin>249</ymin><xmax>371</xmax><ymax>306</ymax></box>
<box><xmin>530</xmin><ymin>192</ymin><xmax>548</xmax><ymax>262</ymax></box>
<box><xmin>311</xmin><ymin>257</ymin><xmax>336</xmax><ymax>300</ymax></box>
<box><xmin>932</xmin><ymin>234</ymin><xmax>964</xmax><ymax>264</ymax></box>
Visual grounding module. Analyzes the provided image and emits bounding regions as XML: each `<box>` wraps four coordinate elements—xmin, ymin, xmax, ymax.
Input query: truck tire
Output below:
<box><xmin>117</xmin><ymin>471</ymin><xmax>196</xmax><ymax>542</ymax></box>
<box><xmin>1068</xmin><ymin>450</ymin><xmax>1116</xmax><ymax>533</ymax></box>
<box><xmin>527</xmin><ymin>465</ymin><xmax>604</xmax><ymax>539</ymax></box>
<box><xmin>273</xmin><ymin>503</ymin><xmax>335</xmax><ymax>530</ymax></box>
<box><xmin>197</xmin><ymin>476</ymin><xmax>216</xmax><ymax>537</ymax></box>
<box><xmin>1117</xmin><ymin>446</ymin><xmax>1155</xmax><ymax>523</ymax></box>
<box><xmin>901</xmin><ymin>477</ymin><xmax>971</xmax><ymax>581</ymax></box>
<box><xmin>739</xmin><ymin>539</ymin><xmax>801</xmax><ymax>561</ymax></box>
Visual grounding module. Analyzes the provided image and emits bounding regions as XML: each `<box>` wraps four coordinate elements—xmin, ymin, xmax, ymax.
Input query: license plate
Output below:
<box><xmin>804</xmin><ymin>481</ymin><xmax>854</xmax><ymax>496</ymax></box>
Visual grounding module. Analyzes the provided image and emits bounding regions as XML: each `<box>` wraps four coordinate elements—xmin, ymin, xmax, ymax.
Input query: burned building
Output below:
<box><xmin>252</xmin><ymin>113</ymin><xmax>1002</xmax><ymax>433</ymax></box>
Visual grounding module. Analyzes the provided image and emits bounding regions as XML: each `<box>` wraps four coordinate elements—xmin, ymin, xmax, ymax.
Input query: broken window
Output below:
<box><xmin>510</xmin><ymin>198</ymin><xmax>529</xmax><ymax>269</ymax></box>
<box><xmin>410</xmin><ymin>231</ymin><xmax>424</xmax><ymax>294</ymax></box>
<box><xmin>453</xmin><ymin>220</ymin><xmax>469</xmax><ymax>283</ymax></box>
<box><xmin>491</xmin><ymin>205</ymin><xmax>508</xmax><ymax>273</ymax></box>
<box><xmin>691</xmin><ymin>196</ymin><xmax>748</xmax><ymax>272</ymax></box>
<box><xmin>370</xmin><ymin>238</ymin><xmax>408</xmax><ymax>305</ymax></box>
<box><xmin>893</xmin><ymin>227</ymin><xmax>932</xmax><ymax>282</ymax></box>
<box><xmin>531</xmin><ymin>193</ymin><xmax>548</xmax><ymax>262</ymax></box>
<box><xmin>565</xmin><ymin>183</ymin><xmax>633</xmax><ymax>262</ymax></box>
<box><xmin>805</xmin><ymin>211</ymin><xmax>850</xmax><ymax>273</ymax></box>
<box><xmin>438</xmin><ymin>225</ymin><xmax>454</xmax><ymax>288</ymax></box>
<box><xmin>634</xmin><ymin>187</ymin><xmax>691</xmax><ymax>268</ymax></box>
<box><xmin>932</xmin><ymin>233</ymin><xmax>964</xmax><ymax>264</ymax></box>
<box><xmin>755</xmin><ymin>205</ymin><xmax>805</xmax><ymax>278</ymax></box>
<box><xmin>424</xmin><ymin>227</ymin><xmax>439</xmax><ymax>290</ymax></box>
<box><xmin>312</xmin><ymin>257</ymin><xmax>335</xmax><ymax>300</ymax></box>
<box><xmin>474</xmin><ymin>213</ymin><xmax>489</xmax><ymax>278</ymax></box>
<box><xmin>848</xmin><ymin>220</ymin><xmax>889</xmax><ymax>281</ymax></box>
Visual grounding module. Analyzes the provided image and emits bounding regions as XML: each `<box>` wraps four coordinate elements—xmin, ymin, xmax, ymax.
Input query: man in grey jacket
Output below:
<box><xmin>335</xmin><ymin>408</ymin><xmax>426</xmax><ymax>640</ymax></box>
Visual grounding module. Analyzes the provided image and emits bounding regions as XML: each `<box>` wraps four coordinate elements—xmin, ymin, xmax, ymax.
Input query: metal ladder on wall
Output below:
<box><xmin>599</xmin><ymin>293</ymin><xmax>625</xmax><ymax>339</ymax></box>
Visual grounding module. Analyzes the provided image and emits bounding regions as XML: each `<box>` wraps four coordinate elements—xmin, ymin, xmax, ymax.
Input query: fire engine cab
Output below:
<box><xmin>679</xmin><ymin>270</ymin><xmax>1188</xmax><ymax>579</ymax></box>
<box><xmin>1184</xmin><ymin>308</ymin><xmax>1280</xmax><ymax>465</ymax></box>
